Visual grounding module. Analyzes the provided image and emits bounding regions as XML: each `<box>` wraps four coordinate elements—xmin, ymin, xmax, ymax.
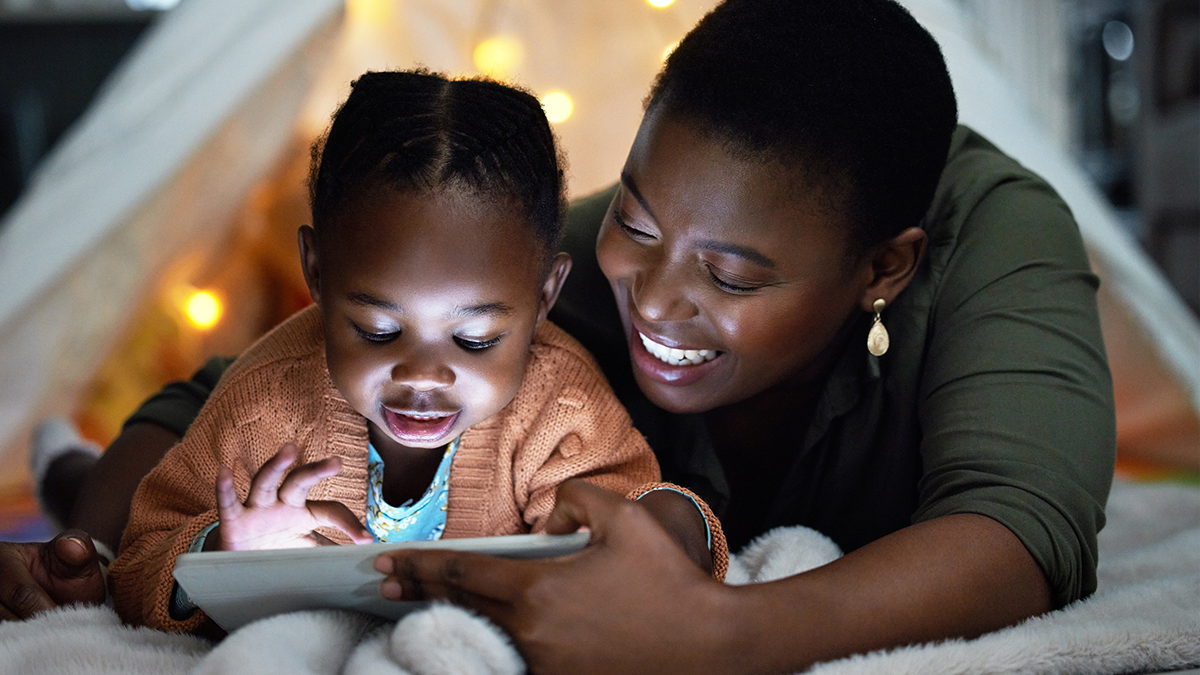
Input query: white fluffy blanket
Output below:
<box><xmin>2</xmin><ymin>479</ymin><xmax>1198</xmax><ymax>675</ymax></box>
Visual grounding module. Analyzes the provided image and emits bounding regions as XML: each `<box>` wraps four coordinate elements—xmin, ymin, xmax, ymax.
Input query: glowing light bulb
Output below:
<box><xmin>647</xmin><ymin>0</ymin><xmax>675</xmax><ymax>7</ymax></box>
<box><xmin>184</xmin><ymin>291</ymin><xmax>221</xmax><ymax>329</ymax></box>
<box><xmin>541</xmin><ymin>92</ymin><xmax>574</xmax><ymax>124</ymax></box>
<box><xmin>346</xmin><ymin>0</ymin><xmax>391</xmax><ymax>27</ymax></box>
<box><xmin>474</xmin><ymin>36</ymin><xmax>524</xmax><ymax>79</ymax></box>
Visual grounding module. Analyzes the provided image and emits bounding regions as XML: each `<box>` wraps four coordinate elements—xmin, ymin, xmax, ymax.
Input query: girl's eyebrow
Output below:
<box><xmin>346</xmin><ymin>293</ymin><xmax>515</xmax><ymax>318</ymax></box>
<box><xmin>452</xmin><ymin>302</ymin><xmax>516</xmax><ymax>318</ymax></box>
<box><xmin>619</xmin><ymin>171</ymin><xmax>660</xmax><ymax>223</ymax></box>
<box><xmin>346</xmin><ymin>292</ymin><xmax>399</xmax><ymax>311</ymax></box>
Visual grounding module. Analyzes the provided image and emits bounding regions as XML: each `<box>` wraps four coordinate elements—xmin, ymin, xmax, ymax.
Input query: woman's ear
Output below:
<box><xmin>298</xmin><ymin>225</ymin><xmax>322</xmax><ymax>305</ymax></box>
<box><xmin>859</xmin><ymin>226</ymin><xmax>927</xmax><ymax>311</ymax></box>
<box><xmin>536</xmin><ymin>252</ymin><xmax>573</xmax><ymax>324</ymax></box>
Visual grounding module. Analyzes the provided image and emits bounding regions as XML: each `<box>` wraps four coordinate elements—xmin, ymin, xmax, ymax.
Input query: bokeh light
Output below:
<box><xmin>541</xmin><ymin>92</ymin><xmax>574</xmax><ymax>124</ymax></box>
<box><xmin>184</xmin><ymin>291</ymin><xmax>222</xmax><ymax>329</ymax></box>
<box><xmin>647</xmin><ymin>0</ymin><xmax>675</xmax><ymax>8</ymax></box>
<box><xmin>346</xmin><ymin>0</ymin><xmax>393</xmax><ymax>28</ymax></box>
<box><xmin>474</xmin><ymin>36</ymin><xmax>525</xmax><ymax>79</ymax></box>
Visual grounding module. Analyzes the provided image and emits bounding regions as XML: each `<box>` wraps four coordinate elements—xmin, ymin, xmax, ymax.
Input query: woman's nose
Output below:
<box><xmin>632</xmin><ymin>259</ymin><xmax>697</xmax><ymax>323</ymax></box>
<box><xmin>390</xmin><ymin>353</ymin><xmax>455</xmax><ymax>391</ymax></box>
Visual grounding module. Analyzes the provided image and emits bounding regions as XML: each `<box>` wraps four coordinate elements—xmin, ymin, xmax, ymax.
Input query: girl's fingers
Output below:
<box><xmin>246</xmin><ymin>443</ymin><xmax>299</xmax><ymax>508</ymax></box>
<box><xmin>306</xmin><ymin>501</ymin><xmax>374</xmax><ymax>545</ymax></box>
<box><xmin>214</xmin><ymin>466</ymin><xmax>244</xmax><ymax>521</ymax></box>
<box><xmin>277</xmin><ymin>457</ymin><xmax>343</xmax><ymax>507</ymax></box>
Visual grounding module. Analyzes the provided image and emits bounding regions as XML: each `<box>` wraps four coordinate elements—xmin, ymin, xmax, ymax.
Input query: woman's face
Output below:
<box><xmin>596</xmin><ymin>110</ymin><xmax>871</xmax><ymax>414</ymax></box>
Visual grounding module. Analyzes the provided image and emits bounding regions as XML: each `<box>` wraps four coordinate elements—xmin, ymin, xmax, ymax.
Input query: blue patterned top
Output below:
<box><xmin>365</xmin><ymin>437</ymin><xmax>458</xmax><ymax>543</ymax></box>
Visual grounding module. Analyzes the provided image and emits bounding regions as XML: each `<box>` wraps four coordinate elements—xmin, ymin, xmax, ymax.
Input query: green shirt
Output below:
<box><xmin>548</xmin><ymin>127</ymin><xmax>1116</xmax><ymax>607</ymax></box>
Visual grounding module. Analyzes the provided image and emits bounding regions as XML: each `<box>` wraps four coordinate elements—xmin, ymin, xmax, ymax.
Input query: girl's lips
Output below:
<box><xmin>628</xmin><ymin>327</ymin><xmax>724</xmax><ymax>387</ymax></box>
<box><xmin>383</xmin><ymin>408</ymin><xmax>461</xmax><ymax>445</ymax></box>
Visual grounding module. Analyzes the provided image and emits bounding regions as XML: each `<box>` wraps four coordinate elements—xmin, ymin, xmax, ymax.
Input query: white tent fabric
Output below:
<box><xmin>0</xmin><ymin>0</ymin><xmax>343</xmax><ymax>490</ymax></box>
<box><xmin>0</xmin><ymin>0</ymin><xmax>1196</xmax><ymax>490</ymax></box>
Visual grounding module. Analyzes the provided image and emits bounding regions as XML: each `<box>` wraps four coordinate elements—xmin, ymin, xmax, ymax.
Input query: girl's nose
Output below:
<box><xmin>390</xmin><ymin>356</ymin><xmax>455</xmax><ymax>391</ymax></box>
<box><xmin>632</xmin><ymin>260</ymin><xmax>697</xmax><ymax>323</ymax></box>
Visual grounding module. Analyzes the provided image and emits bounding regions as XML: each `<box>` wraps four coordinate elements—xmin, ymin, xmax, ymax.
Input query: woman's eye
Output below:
<box><xmin>455</xmin><ymin>336</ymin><xmax>502</xmax><ymax>351</ymax></box>
<box><xmin>705</xmin><ymin>265</ymin><xmax>761</xmax><ymax>294</ymax></box>
<box><xmin>353</xmin><ymin>324</ymin><xmax>399</xmax><ymax>343</ymax></box>
<box><xmin>614</xmin><ymin>213</ymin><xmax>654</xmax><ymax>240</ymax></box>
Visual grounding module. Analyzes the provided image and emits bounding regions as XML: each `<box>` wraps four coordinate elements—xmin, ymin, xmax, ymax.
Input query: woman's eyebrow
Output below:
<box><xmin>619</xmin><ymin>171</ymin><xmax>660</xmax><ymax>222</ymax></box>
<box><xmin>696</xmin><ymin>239</ymin><xmax>777</xmax><ymax>269</ymax></box>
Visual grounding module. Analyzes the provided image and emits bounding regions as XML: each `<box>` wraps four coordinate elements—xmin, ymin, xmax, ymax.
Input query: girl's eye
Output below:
<box><xmin>455</xmin><ymin>335</ymin><xmax>502</xmax><ymax>351</ymax></box>
<box><xmin>353</xmin><ymin>324</ymin><xmax>399</xmax><ymax>343</ymax></box>
<box><xmin>614</xmin><ymin>212</ymin><xmax>654</xmax><ymax>240</ymax></box>
<box><xmin>705</xmin><ymin>265</ymin><xmax>761</xmax><ymax>294</ymax></box>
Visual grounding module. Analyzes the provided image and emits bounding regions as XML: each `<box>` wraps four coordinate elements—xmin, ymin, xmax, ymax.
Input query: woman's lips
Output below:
<box><xmin>383</xmin><ymin>408</ymin><xmax>461</xmax><ymax>445</ymax></box>
<box><xmin>629</xmin><ymin>329</ymin><xmax>723</xmax><ymax>386</ymax></box>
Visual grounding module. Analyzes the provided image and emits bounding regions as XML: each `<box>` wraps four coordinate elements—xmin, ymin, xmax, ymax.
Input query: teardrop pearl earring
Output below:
<box><xmin>867</xmin><ymin>298</ymin><xmax>889</xmax><ymax>356</ymax></box>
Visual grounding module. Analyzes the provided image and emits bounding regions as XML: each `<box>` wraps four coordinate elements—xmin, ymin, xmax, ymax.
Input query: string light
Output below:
<box><xmin>346</xmin><ymin>0</ymin><xmax>392</xmax><ymax>28</ymax></box>
<box><xmin>541</xmin><ymin>92</ymin><xmax>574</xmax><ymax>124</ymax></box>
<box><xmin>474</xmin><ymin>36</ymin><xmax>524</xmax><ymax>79</ymax></box>
<box><xmin>184</xmin><ymin>291</ymin><xmax>222</xmax><ymax>330</ymax></box>
<box><xmin>647</xmin><ymin>0</ymin><xmax>675</xmax><ymax>7</ymax></box>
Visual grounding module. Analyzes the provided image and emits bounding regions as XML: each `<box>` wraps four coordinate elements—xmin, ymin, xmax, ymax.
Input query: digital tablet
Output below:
<box><xmin>172</xmin><ymin>531</ymin><xmax>590</xmax><ymax>631</ymax></box>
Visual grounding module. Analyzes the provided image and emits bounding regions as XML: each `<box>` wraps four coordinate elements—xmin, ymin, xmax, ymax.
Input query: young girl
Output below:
<box><xmin>109</xmin><ymin>70</ymin><xmax>723</xmax><ymax>635</ymax></box>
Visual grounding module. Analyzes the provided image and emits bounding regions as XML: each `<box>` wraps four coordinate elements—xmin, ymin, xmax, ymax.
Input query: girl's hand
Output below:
<box><xmin>372</xmin><ymin>480</ymin><xmax>738</xmax><ymax>675</ymax></box>
<box><xmin>213</xmin><ymin>443</ymin><xmax>373</xmax><ymax>551</ymax></box>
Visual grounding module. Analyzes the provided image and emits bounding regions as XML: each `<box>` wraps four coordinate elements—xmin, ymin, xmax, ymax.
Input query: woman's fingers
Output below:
<box><xmin>374</xmin><ymin>548</ymin><xmax>531</xmax><ymax>621</ymax></box>
<box><xmin>306</xmin><ymin>500</ymin><xmax>373</xmax><ymax>545</ymax></box>
<box><xmin>246</xmin><ymin>443</ymin><xmax>299</xmax><ymax>508</ymax></box>
<box><xmin>0</xmin><ymin>542</ymin><xmax>56</xmax><ymax>620</ymax></box>
<box><xmin>277</xmin><ymin>457</ymin><xmax>343</xmax><ymax>507</ymax></box>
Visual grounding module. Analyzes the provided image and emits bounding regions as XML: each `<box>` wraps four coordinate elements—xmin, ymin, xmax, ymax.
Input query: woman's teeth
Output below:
<box><xmin>639</xmin><ymin>332</ymin><xmax>717</xmax><ymax>366</ymax></box>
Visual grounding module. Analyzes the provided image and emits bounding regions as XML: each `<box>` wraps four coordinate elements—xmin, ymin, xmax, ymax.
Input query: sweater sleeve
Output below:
<box><xmin>510</xmin><ymin>325</ymin><xmax>662</xmax><ymax>535</ymax></box>
<box><xmin>110</xmin><ymin>382</ymin><xmax>241</xmax><ymax>634</ymax></box>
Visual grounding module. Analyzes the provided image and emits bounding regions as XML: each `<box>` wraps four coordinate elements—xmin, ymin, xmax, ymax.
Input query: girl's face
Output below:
<box><xmin>596</xmin><ymin>110</ymin><xmax>872</xmax><ymax>414</ymax></box>
<box><xmin>301</xmin><ymin>187</ymin><xmax>568</xmax><ymax>450</ymax></box>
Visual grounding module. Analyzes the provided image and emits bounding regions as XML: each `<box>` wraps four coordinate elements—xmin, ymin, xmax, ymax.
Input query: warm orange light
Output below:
<box><xmin>473</xmin><ymin>36</ymin><xmax>524</xmax><ymax>79</ymax></box>
<box><xmin>184</xmin><ymin>291</ymin><xmax>221</xmax><ymax>329</ymax></box>
<box><xmin>647</xmin><ymin>0</ymin><xmax>675</xmax><ymax>7</ymax></box>
<box><xmin>541</xmin><ymin>92</ymin><xmax>574</xmax><ymax>124</ymax></box>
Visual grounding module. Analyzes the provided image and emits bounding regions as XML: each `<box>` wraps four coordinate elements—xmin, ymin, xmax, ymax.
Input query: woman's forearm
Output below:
<box><xmin>719</xmin><ymin>513</ymin><xmax>1052</xmax><ymax>673</ymax></box>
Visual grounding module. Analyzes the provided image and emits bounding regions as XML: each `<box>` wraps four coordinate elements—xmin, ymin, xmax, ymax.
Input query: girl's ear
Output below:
<box><xmin>536</xmin><ymin>252</ymin><xmax>573</xmax><ymax>324</ymax></box>
<box><xmin>859</xmin><ymin>226</ymin><xmax>927</xmax><ymax>311</ymax></box>
<box><xmin>298</xmin><ymin>225</ymin><xmax>322</xmax><ymax>305</ymax></box>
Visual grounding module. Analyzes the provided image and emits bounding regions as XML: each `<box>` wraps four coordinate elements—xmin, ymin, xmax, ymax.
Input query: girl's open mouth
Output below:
<box><xmin>383</xmin><ymin>408</ymin><xmax>461</xmax><ymax>445</ymax></box>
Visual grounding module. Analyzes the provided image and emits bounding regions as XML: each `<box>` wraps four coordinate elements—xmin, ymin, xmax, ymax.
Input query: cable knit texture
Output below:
<box><xmin>111</xmin><ymin>305</ymin><xmax>660</xmax><ymax>634</ymax></box>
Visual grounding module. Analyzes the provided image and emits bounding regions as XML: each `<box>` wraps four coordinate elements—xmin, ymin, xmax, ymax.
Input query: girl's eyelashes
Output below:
<box><xmin>454</xmin><ymin>335</ymin><xmax>503</xmax><ymax>351</ymax></box>
<box><xmin>352</xmin><ymin>323</ymin><xmax>400</xmax><ymax>343</ymax></box>
<box><xmin>705</xmin><ymin>264</ymin><xmax>763</xmax><ymax>294</ymax></box>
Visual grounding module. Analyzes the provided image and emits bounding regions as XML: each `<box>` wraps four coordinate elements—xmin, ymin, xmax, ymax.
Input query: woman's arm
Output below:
<box><xmin>375</xmin><ymin>480</ymin><xmax>1050</xmax><ymax>675</ymax></box>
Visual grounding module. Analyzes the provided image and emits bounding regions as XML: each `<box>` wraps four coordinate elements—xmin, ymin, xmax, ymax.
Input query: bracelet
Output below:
<box><xmin>638</xmin><ymin>486</ymin><xmax>713</xmax><ymax>550</ymax></box>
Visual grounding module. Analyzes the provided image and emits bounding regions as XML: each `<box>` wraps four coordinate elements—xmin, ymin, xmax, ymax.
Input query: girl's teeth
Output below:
<box><xmin>639</xmin><ymin>333</ymin><xmax>717</xmax><ymax>366</ymax></box>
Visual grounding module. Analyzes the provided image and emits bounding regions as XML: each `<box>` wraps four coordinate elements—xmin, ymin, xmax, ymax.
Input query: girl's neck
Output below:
<box><xmin>367</xmin><ymin>422</ymin><xmax>448</xmax><ymax>506</ymax></box>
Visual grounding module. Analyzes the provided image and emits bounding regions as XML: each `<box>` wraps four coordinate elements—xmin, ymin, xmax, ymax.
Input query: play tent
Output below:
<box><xmin>0</xmin><ymin>0</ymin><xmax>1196</xmax><ymax>501</ymax></box>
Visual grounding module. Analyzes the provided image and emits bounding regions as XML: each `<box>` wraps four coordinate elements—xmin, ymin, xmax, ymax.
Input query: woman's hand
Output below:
<box><xmin>373</xmin><ymin>480</ymin><xmax>739</xmax><ymax>675</ymax></box>
<box><xmin>213</xmin><ymin>443</ymin><xmax>373</xmax><ymax>551</ymax></box>
<box><xmin>0</xmin><ymin>530</ymin><xmax>106</xmax><ymax>621</ymax></box>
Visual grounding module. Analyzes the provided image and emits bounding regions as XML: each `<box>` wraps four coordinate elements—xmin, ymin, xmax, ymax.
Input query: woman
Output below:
<box><xmin>3</xmin><ymin>0</ymin><xmax>1114</xmax><ymax>671</ymax></box>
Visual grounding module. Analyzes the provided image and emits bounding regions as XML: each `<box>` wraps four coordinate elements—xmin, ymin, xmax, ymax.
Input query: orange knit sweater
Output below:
<box><xmin>111</xmin><ymin>305</ymin><xmax>662</xmax><ymax>633</ymax></box>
